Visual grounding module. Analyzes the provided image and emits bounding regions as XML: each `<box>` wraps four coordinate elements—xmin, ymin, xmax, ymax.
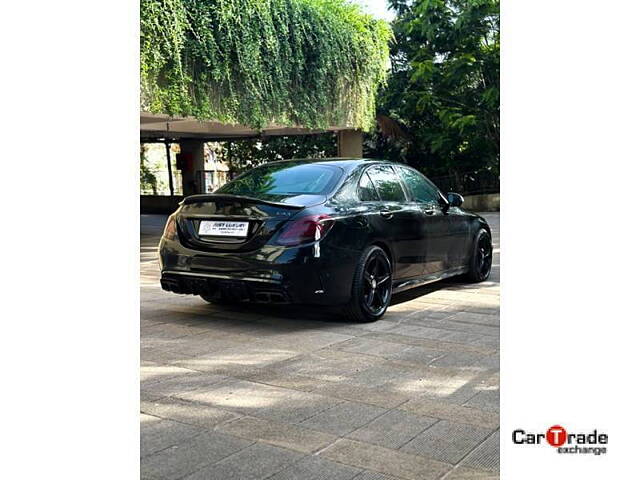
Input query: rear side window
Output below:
<box><xmin>358</xmin><ymin>172</ymin><xmax>379</xmax><ymax>201</ymax></box>
<box><xmin>367</xmin><ymin>165</ymin><xmax>406</xmax><ymax>202</ymax></box>
<box><xmin>398</xmin><ymin>167</ymin><xmax>441</xmax><ymax>204</ymax></box>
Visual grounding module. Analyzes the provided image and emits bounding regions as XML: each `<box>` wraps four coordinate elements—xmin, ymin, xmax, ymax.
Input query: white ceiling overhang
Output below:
<box><xmin>140</xmin><ymin>112</ymin><xmax>355</xmax><ymax>141</ymax></box>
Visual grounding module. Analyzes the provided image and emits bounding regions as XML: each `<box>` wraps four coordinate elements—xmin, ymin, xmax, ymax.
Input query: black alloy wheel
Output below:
<box><xmin>466</xmin><ymin>229</ymin><xmax>493</xmax><ymax>282</ymax></box>
<box><xmin>345</xmin><ymin>246</ymin><xmax>392</xmax><ymax>322</ymax></box>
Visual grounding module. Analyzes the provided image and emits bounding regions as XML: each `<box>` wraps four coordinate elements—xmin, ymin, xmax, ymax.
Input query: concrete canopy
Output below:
<box><xmin>140</xmin><ymin>112</ymin><xmax>360</xmax><ymax>142</ymax></box>
<box><xmin>139</xmin><ymin>111</ymin><xmax>364</xmax><ymax>204</ymax></box>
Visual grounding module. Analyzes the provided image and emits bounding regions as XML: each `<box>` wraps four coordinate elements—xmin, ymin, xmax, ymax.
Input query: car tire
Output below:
<box><xmin>465</xmin><ymin>228</ymin><xmax>493</xmax><ymax>283</ymax></box>
<box><xmin>344</xmin><ymin>245</ymin><xmax>393</xmax><ymax>323</ymax></box>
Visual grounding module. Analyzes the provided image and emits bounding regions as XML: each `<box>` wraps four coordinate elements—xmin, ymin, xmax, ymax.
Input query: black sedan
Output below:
<box><xmin>159</xmin><ymin>159</ymin><xmax>492</xmax><ymax>322</ymax></box>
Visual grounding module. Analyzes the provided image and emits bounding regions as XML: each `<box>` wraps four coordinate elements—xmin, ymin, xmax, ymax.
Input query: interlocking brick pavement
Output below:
<box><xmin>140</xmin><ymin>213</ymin><xmax>500</xmax><ymax>480</ymax></box>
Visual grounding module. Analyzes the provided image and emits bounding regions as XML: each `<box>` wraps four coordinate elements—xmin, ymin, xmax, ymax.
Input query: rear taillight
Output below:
<box><xmin>275</xmin><ymin>214</ymin><xmax>335</xmax><ymax>246</ymax></box>
<box><xmin>163</xmin><ymin>214</ymin><xmax>177</xmax><ymax>240</ymax></box>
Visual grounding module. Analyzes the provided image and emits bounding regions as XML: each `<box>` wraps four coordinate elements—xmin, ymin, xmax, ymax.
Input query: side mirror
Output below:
<box><xmin>447</xmin><ymin>192</ymin><xmax>464</xmax><ymax>207</ymax></box>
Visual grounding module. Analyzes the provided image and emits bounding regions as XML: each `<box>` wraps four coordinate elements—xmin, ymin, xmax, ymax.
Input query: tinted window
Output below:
<box><xmin>217</xmin><ymin>162</ymin><xmax>341</xmax><ymax>196</ymax></box>
<box><xmin>398</xmin><ymin>167</ymin><xmax>440</xmax><ymax>203</ymax></box>
<box><xmin>367</xmin><ymin>165</ymin><xmax>406</xmax><ymax>202</ymax></box>
<box><xmin>358</xmin><ymin>172</ymin><xmax>379</xmax><ymax>201</ymax></box>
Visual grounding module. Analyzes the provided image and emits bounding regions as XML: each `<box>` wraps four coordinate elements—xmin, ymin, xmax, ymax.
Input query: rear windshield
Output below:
<box><xmin>217</xmin><ymin>162</ymin><xmax>342</xmax><ymax>196</ymax></box>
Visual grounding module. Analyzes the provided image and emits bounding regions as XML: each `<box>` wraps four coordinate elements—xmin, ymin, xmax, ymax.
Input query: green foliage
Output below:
<box><xmin>141</xmin><ymin>0</ymin><xmax>392</xmax><ymax>131</ymax></box>
<box><xmin>369</xmin><ymin>0</ymin><xmax>499</xmax><ymax>180</ymax></box>
<box><xmin>140</xmin><ymin>145</ymin><xmax>158</xmax><ymax>195</ymax></box>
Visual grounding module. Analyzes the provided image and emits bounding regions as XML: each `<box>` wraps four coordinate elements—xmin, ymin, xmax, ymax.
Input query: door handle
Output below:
<box><xmin>422</xmin><ymin>208</ymin><xmax>436</xmax><ymax>215</ymax></box>
<box><xmin>380</xmin><ymin>209</ymin><xmax>394</xmax><ymax>219</ymax></box>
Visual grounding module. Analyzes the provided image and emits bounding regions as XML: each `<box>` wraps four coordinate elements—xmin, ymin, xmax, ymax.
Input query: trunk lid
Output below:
<box><xmin>176</xmin><ymin>194</ymin><xmax>323</xmax><ymax>252</ymax></box>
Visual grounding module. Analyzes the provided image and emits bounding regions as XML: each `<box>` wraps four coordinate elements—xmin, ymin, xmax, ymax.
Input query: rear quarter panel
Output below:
<box><xmin>314</xmin><ymin>203</ymin><xmax>397</xmax><ymax>296</ymax></box>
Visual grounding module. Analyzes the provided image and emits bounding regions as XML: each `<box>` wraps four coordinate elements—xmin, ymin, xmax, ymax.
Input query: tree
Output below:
<box><xmin>368</xmin><ymin>0</ymin><xmax>499</xmax><ymax>188</ymax></box>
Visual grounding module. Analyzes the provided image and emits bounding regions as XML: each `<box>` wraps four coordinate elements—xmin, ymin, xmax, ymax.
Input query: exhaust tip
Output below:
<box><xmin>254</xmin><ymin>291</ymin><xmax>288</xmax><ymax>304</ymax></box>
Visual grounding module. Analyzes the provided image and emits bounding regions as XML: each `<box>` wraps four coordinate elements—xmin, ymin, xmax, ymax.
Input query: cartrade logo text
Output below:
<box><xmin>512</xmin><ymin>425</ymin><xmax>608</xmax><ymax>455</ymax></box>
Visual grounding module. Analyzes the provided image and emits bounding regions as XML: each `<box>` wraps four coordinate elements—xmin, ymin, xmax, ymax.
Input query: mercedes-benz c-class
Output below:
<box><xmin>159</xmin><ymin>159</ymin><xmax>492</xmax><ymax>322</ymax></box>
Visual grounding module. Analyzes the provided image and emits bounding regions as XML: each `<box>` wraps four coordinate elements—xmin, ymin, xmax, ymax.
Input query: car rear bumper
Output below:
<box><xmin>161</xmin><ymin>271</ymin><xmax>293</xmax><ymax>304</ymax></box>
<box><xmin>158</xmin><ymin>237</ymin><xmax>357</xmax><ymax>305</ymax></box>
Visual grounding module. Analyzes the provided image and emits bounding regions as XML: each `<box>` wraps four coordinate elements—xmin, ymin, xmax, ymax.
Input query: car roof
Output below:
<box><xmin>268</xmin><ymin>157</ymin><xmax>398</xmax><ymax>172</ymax></box>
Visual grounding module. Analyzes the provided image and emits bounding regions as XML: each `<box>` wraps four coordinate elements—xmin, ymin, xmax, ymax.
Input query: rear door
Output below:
<box><xmin>396</xmin><ymin>166</ymin><xmax>451</xmax><ymax>275</ymax></box>
<box><xmin>365</xmin><ymin>165</ymin><xmax>426</xmax><ymax>280</ymax></box>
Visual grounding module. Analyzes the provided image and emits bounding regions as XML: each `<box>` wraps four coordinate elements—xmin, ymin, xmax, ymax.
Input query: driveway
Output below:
<box><xmin>141</xmin><ymin>213</ymin><xmax>500</xmax><ymax>480</ymax></box>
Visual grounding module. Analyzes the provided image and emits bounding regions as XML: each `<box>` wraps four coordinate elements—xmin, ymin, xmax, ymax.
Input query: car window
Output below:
<box><xmin>398</xmin><ymin>167</ymin><xmax>441</xmax><ymax>204</ymax></box>
<box><xmin>367</xmin><ymin>165</ymin><xmax>406</xmax><ymax>202</ymax></box>
<box><xmin>217</xmin><ymin>162</ymin><xmax>341</xmax><ymax>196</ymax></box>
<box><xmin>358</xmin><ymin>172</ymin><xmax>379</xmax><ymax>201</ymax></box>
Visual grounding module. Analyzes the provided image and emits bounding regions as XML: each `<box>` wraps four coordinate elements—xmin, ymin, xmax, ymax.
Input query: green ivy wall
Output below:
<box><xmin>141</xmin><ymin>0</ymin><xmax>391</xmax><ymax>131</ymax></box>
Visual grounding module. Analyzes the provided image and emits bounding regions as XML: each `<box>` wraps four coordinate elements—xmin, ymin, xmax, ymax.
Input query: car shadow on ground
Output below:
<box><xmin>143</xmin><ymin>285</ymin><xmax>498</xmax><ymax>336</ymax></box>
<box><xmin>390</xmin><ymin>277</ymin><xmax>469</xmax><ymax>306</ymax></box>
<box><xmin>201</xmin><ymin>276</ymin><xmax>492</xmax><ymax>321</ymax></box>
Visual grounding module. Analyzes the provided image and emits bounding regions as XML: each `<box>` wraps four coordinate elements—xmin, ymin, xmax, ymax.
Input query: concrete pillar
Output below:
<box><xmin>178</xmin><ymin>140</ymin><xmax>205</xmax><ymax>196</ymax></box>
<box><xmin>337</xmin><ymin>130</ymin><xmax>363</xmax><ymax>158</ymax></box>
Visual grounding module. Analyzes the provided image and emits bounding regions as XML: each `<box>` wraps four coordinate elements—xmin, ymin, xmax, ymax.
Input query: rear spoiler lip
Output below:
<box><xmin>180</xmin><ymin>194</ymin><xmax>306</xmax><ymax>209</ymax></box>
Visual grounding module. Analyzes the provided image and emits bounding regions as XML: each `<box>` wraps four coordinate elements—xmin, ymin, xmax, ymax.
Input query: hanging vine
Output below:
<box><xmin>140</xmin><ymin>0</ymin><xmax>391</xmax><ymax>131</ymax></box>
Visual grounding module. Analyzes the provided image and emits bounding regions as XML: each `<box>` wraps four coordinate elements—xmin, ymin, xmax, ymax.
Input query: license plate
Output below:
<box><xmin>198</xmin><ymin>220</ymin><xmax>249</xmax><ymax>237</ymax></box>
